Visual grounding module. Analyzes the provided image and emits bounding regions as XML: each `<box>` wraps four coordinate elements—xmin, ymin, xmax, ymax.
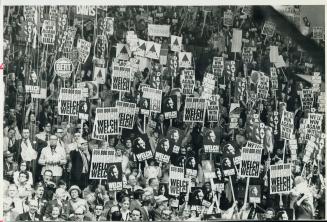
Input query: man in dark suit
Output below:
<box><xmin>3</xmin><ymin>151</ymin><xmax>17</xmax><ymax>183</ymax></box>
<box><xmin>68</xmin><ymin>138</ymin><xmax>90</xmax><ymax>190</ymax></box>
<box><xmin>16</xmin><ymin>199</ymin><xmax>42</xmax><ymax>221</ymax></box>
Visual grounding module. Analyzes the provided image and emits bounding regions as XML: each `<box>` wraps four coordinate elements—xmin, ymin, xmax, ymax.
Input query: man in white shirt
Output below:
<box><xmin>38</xmin><ymin>135</ymin><xmax>67</xmax><ymax>184</ymax></box>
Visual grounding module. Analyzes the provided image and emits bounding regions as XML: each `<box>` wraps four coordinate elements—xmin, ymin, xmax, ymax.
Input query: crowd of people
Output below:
<box><xmin>2</xmin><ymin>5</ymin><xmax>326</xmax><ymax>221</ymax></box>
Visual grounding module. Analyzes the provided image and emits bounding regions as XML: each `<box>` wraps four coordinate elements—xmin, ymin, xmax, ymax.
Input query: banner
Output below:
<box><xmin>280</xmin><ymin>110</ymin><xmax>294</xmax><ymax>140</ymax></box>
<box><xmin>89</xmin><ymin>149</ymin><xmax>116</xmax><ymax>179</ymax></box>
<box><xmin>111</xmin><ymin>64</ymin><xmax>131</xmax><ymax>92</ymax></box>
<box><xmin>249</xmin><ymin>185</ymin><xmax>261</xmax><ymax>203</ymax></box>
<box><xmin>270</xmin><ymin>67</ymin><xmax>278</xmax><ymax>90</ymax></box>
<box><xmin>261</xmin><ymin>21</ymin><xmax>275</xmax><ymax>37</ymax></box>
<box><xmin>77</xmin><ymin>39</ymin><xmax>91</xmax><ymax>63</ymax></box>
<box><xmin>170</xmin><ymin>35</ymin><xmax>182</xmax><ymax>52</ymax></box>
<box><xmin>312</xmin><ymin>27</ymin><xmax>324</xmax><ymax>40</ymax></box>
<box><xmin>155</xmin><ymin>138</ymin><xmax>173</xmax><ymax>163</ymax></box>
<box><xmin>223</xmin><ymin>10</ymin><xmax>233</xmax><ymax>26</ymax></box>
<box><xmin>142</xmin><ymin>87</ymin><xmax>162</xmax><ymax>113</ymax></box>
<box><xmin>116</xmin><ymin>101</ymin><xmax>136</xmax><ymax>129</ymax></box>
<box><xmin>78</xmin><ymin>101</ymin><xmax>90</xmax><ymax>120</ymax></box>
<box><xmin>162</xmin><ymin>95</ymin><xmax>178</xmax><ymax>119</ymax></box>
<box><xmin>257</xmin><ymin>73</ymin><xmax>270</xmax><ymax>100</ymax></box>
<box><xmin>178</xmin><ymin>52</ymin><xmax>192</xmax><ymax>68</ymax></box>
<box><xmin>181</xmin><ymin>69</ymin><xmax>195</xmax><ymax>95</ymax></box>
<box><xmin>58</xmin><ymin>88</ymin><xmax>83</xmax><ymax>116</ymax></box>
<box><xmin>75</xmin><ymin>6</ymin><xmax>96</xmax><ymax>18</ymax></box>
<box><xmin>270</xmin><ymin>164</ymin><xmax>292</xmax><ymax>194</ymax></box>
<box><xmin>107</xmin><ymin>162</ymin><xmax>123</xmax><ymax>191</ymax></box>
<box><xmin>148</xmin><ymin>24</ymin><xmax>170</xmax><ymax>37</ymax></box>
<box><xmin>54</xmin><ymin>58</ymin><xmax>74</xmax><ymax>79</ymax></box>
<box><xmin>240</xmin><ymin>142</ymin><xmax>263</xmax><ymax>178</ymax></box>
<box><xmin>183</xmin><ymin>97</ymin><xmax>206</xmax><ymax>123</ymax></box>
<box><xmin>231</xmin><ymin>28</ymin><xmax>242</xmax><ymax>52</ymax></box>
<box><xmin>116</xmin><ymin>44</ymin><xmax>131</xmax><ymax>60</ymax></box>
<box><xmin>103</xmin><ymin>17</ymin><xmax>114</xmax><ymax>36</ymax></box>
<box><xmin>203</xmin><ymin>128</ymin><xmax>220</xmax><ymax>153</ymax></box>
<box><xmin>269</xmin><ymin>46</ymin><xmax>279</xmax><ymax>63</ymax></box>
<box><xmin>41</xmin><ymin>20</ymin><xmax>56</xmax><ymax>45</ymax></box>
<box><xmin>94</xmin><ymin>107</ymin><xmax>120</xmax><ymax>135</ymax></box>
<box><xmin>133</xmin><ymin>136</ymin><xmax>153</xmax><ymax>161</ymax></box>
<box><xmin>169</xmin><ymin>165</ymin><xmax>190</xmax><ymax>195</ymax></box>
<box><xmin>144</xmin><ymin>41</ymin><xmax>161</xmax><ymax>60</ymax></box>
<box><xmin>301</xmin><ymin>89</ymin><xmax>314</xmax><ymax>111</ymax></box>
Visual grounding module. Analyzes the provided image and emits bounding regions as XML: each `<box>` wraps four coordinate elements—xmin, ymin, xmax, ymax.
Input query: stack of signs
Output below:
<box><xmin>223</xmin><ymin>10</ymin><xmax>233</xmax><ymax>26</ymax></box>
<box><xmin>169</xmin><ymin>165</ymin><xmax>190</xmax><ymax>196</ymax></box>
<box><xmin>202</xmin><ymin>73</ymin><xmax>215</xmax><ymax>99</ymax></box>
<box><xmin>93</xmin><ymin>107</ymin><xmax>120</xmax><ymax>135</ymax></box>
<box><xmin>261</xmin><ymin>21</ymin><xmax>276</xmax><ymax>38</ymax></box>
<box><xmin>240</xmin><ymin>141</ymin><xmax>263</xmax><ymax>178</ymax></box>
<box><xmin>77</xmin><ymin>39</ymin><xmax>91</xmax><ymax>63</ymax></box>
<box><xmin>270</xmin><ymin>67</ymin><xmax>278</xmax><ymax>91</ymax></box>
<box><xmin>307</xmin><ymin>113</ymin><xmax>323</xmax><ymax>139</ymax></box>
<box><xmin>231</xmin><ymin>28</ymin><xmax>242</xmax><ymax>53</ymax></box>
<box><xmin>93</xmin><ymin>58</ymin><xmax>107</xmax><ymax>84</ymax></box>
<box><xmin>89</xmin><ymin>149</ymin><xmax>116</xmax><ymax>179</ymax></box>
<box><xmin>58</xmin><ymin>88</ymin><xmax>83</xmax><ymax>116</ymax></box>
<box><xmin>318</xmin><ymin>92</ymin><xmax>325</xmax><ymax>113</ymax></box>
<box><xmin>142</xmin><ymin>87</ymin><xmax>162</xmax><ymax>113</ymax></box>
<box><xmin>270</xmin><ymin>164</ymin><xmax>292</xmax><ymax>194</ymax></box>
<box><xmin>229</xmin><ymin>103</ymin><xmax>240</xmax><ymax>129</ymax></box>
<box><xmin>145</xmin><ymin>41</ymin><xmax>161</xmax><ymax>60</ymax></box>
<box><xmin>207</xmin><ymin>95</ymin><xmax>220</xmax><ymax>122</ymax></box>
<box><xmin>225</xmin><ymin>60</ymin><xmax>236</xmax><ymax>81</ymax></box>
<box><xmin>212</xmin><ymin>57</ymin><xmax>224</xmax><ymax>78</ymax></box>
<box><xmin>312</xmin><ymin>72</ymin><xmax>321</xmax><ymax>92</ymax></box>
<box><xmin>116</xmin><ymin>101</ymin><xmax>136</xmax><ymax>129</ymax></box>
<box><xmin>116</xmin><ymin>44</ymin><xmax>132</xmax><ymax>61</ymax></box>
<box><xmin>162</xmin><ymin>95</ymin><xmax>178</xmax><ymax>119</ymax></box>
<box><xmin>257</xmin><ymin>73</ymin><xmax>270</xmax><ymax>100</ymax></box>
<box><xmin>242</xmin><ymin>47</ymin><xmax>253</xmax><ymax>64</ymax></box>
<box><xmin>179</xmin><ymin>52</ymin><xmax>192</xmax><ymax>68</ymax></box>
<box><xmin>269</xmin><ymin>46</ymin><xmax>279</xmax><ymax>63</ymax></box>
<box><xmin>54</xmin><ymin>58</ymin><xmax>74</xmax><ymax>79</ymax></box>
<box><xmin>111</xmin><ymin>64</ymin><xmax>131</xmax><ymax>92</ymax></box>
<box><xmin>303</xmin><ymin>137</ymin><xmax>316</xmax><ymax>163</ymax></box>
<box><xmin>155</xmin><ymin>138</ymin><xmax>173</xmax><ymax>163</ymax></box>
<box><xmin>289</xmin><ymin>137</ymin><xmax>298</xmax><ymax>162</ymax></box>
<box><xmin>180</xmin><ymin>69</ymin><xmax>195</xmax><ymax>95</ymax></box>
<box><xmin>301</xmin><ymin>89</ymin><xmax>314</xmax><ymax>111</ymax></box>
<box><xmin>78</xmin><ymin>101</ymin><xmax>90</xmax><ymax>120</ymax></box>
<box><xmin>203</xmin><ymin>128</ymin><xmax>220</xmax><ymax>153</ymax></box>
<box><xmin>170</xmin><ymin>35</ymin><xmax>182</xmax><ymax>52</ymax></box>
<box><xmin>133</xmin><ymin>136</ymin><xmax>153</xmax><ymax>161</ymax></box>
<box><xmin>280</xmin><ymin>110</ymin><xmax>294</xmax><ymax>140</ymax></box>
<box><xmin>148</xmin><ymin>24</ymin><xmax>170</xmax><ymax>37</ymax></box>
<box><xmin>25</xmin><ymin>71</ymin><xmax>40</xmax><ymax>93</ymax></box>
<box><xmin>249</xmin><ymin>185</ymin><xmax>261</xmax><ymax>203</ymax></box>
<box><xmin>312</xmin><ymin>27</ymin><xmax>324</xmax><ymax>40</ymax></box>
<box><xmin>183</xmin><ymin>97</ymin><xmax>206</xmax><ymax>123</ymax></box>
<box><xmin>41</xmin><ymin>20</ymin><xmax>56</xmax><ymax>45</ymax></box>
<box><xmin>134</xmin><ymin>39</ymin><xmax>147</xmax><ymax>57</ymax></box>
<box><xmin>103</xmin><ymin>17</ymin><xmax>114</xmax><ymax>36</ymax></box>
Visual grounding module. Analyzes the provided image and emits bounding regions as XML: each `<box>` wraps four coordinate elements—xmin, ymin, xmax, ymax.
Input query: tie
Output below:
<box><xmin>24</xmin><ymin>139</ymin><xmax>28</xmax><ymax>146</ymax></box>
<box><xmin>45</xmin><ymin>134</ymin><xmax>49</xmax><ymax>141</ymax></box>
<box><xmin>9</xmin><ymin>139</ymin><xmax>13</xmax><ymax>147</ymax></box>
<box><xmin>132</xmin><ymin>186</ymin><xmax>135</xmax><ymax>192</ymax></box>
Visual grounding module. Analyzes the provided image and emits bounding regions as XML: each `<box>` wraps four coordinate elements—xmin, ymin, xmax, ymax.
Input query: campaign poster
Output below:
<box><xmin>94</xmin><ymin>107</ymin><xmax>120</xmax><ymax>135</ymax></box>
<box><xmin>142</xmin><ymin>87</ymin><xmax>162</xmax><ymax>113</ymax></box>
<box><xmin>78</xmin><ymin>100</ymin><xmax>90</xmax><ymax>120</ymax></box>
<box><xmin>148</xmin><ymin>24</ymin><xmax>170</xmax><ymax>37</ymax></box>
<box><xmin>41</xmin><ymin>20</ymin><xmax>56</xmax><ymax>45</ymax></box>
<box><xmin>170</xmin><ymin>35</ymin><xmax>182</xmax><ymax>52</ymax></box>
<box><xmin>25</xmin><ymin>70</ymin><xmax>41</xmax><ymax>94</ymax></box>
<box><xmin>103</xmin><ymin>17</ymin><xmax>114</xmax><ymax>36</ymax></box>
<box><xmin>203</xmin><ymin>128</ymin><xmax>220</xmax><ymax>153</ymax></box>
<box><xmin>280</xmin><ymin>110</ymin><xmax>294</xmax><ymax>140</ymax></box>
<box><xmin>89</xmin><ymin>149</ymin><xmax>116</xmax><ymax>179</ymax></box>
<box><xmin>145</xmin><ymin>41</ymin><xmax>161</xmax><ymax>60</ymax></box>
<box><xmin>183</xmin><ymin>97</ymin><xmax>207</xmax><ymax>123</ymax></box>
<box><xmin>212</xmin><ymin>57</ymin><xmax>224</xmax><ymax>78</ymax></box>
<box><xmin>178</xmin><ymin>52</ymin><xmax>192</xmax><ymax>68</ymax></box>
<box><xmin>261</xmin><ymin>21</ymin><xmax>276</xmax><ymax>37</ymax></box>
<box><xmin>181</xmin><ymin>69</ymin><xmax>195</xmax><ymax>95</ymax></box>
<box><xmin>270</xmin><ymin>67</ymin><xmax>278</xmax><ymax>91</ymax></box>
<box><xmin>301</xmin><ymin>89</ymin><xmax>314</xmax><ymax>111</ymax></box>
<box><xmin>77</xmin><ymin>39</ymin><xmax>91</xmax><ymax>63</ymax></box>
<box><xmin>185</xmin><ymin>156</ymin><xmax>198</xmax><ymax>178</ymax></box>
<box><xmin>116</xmin><ymin>43</ymin><xmax>132</xmax><ymax>60</ymax></box>
<box><xmin>111</xmin><ymin>64</ymin><xmax>131</xmax><ymax>92</ymax></box>
<box><xmin>223</xmin><ymin>10</ymin><xmax>233</xmax><ymax>26</ymax></box>
<box><xmin>139</xmin><ymin>98</ymin><xmax>150</xmax><ymax>116</ymax></box>
<box><xmin>240</xmin><ymin>142</ymin><xmax>263</xmax><ymax>178</ymax></box>
<box><xmin>77</xmin><ymin>81</ymin><xmax>99</xmax><ymax>100</ymax></box>
<box><xmin>221</xmin><ymin>156</ymin><xmax>235</xmax><ymax>177</ymax></box>
<box><xmin>155</xmin><ymin>138</ymin><xmax>173</xmax><ymax>163</ymax></box>
<box><xmin>58</xmin><ymin>88</ymin><xmax>83</xmax><ymax>116</ymax></box>
<box><xmin>249</xmin><ymin>185</ymin><xmax>261</xmax><ymax>203</ymax></box>
<box><xmin>270</xmin><ymin>164</ymin><xmax>292</xmax><ymax>194</ymax></box>
<box><xmin>133</xmin><ymin>136</ymin><xmax>153</xmax><ymax>161</ymax></box>
<box><xmin>162</xmin><ymin>95</ymin><xmax>178</xmax><ymax>119</ymax></box>
<box><xmin>107</xmin><ymin>162</ymin><xmax>123</xmax><ymax>191</ymax></box>
<box><xmin>169</xmin><ymin>165</ymin><xmax>190</xmax><ymax>196</ymax></box>
<box><xmin>93</xmin><ymin>58</ymin><xmax>107</xmax><ymax>84</ymax></box>
<box><xmin>202</xmin><ymin>160</ymin><xmax>217</xmax><ymax>180</ymax></box>
<box><xmin>116</xmin><ymin>101</ymin><xmax>136</xmax><ymax>129</ymax></box>
<box><xmin>257</xmin><ymin>73</ymin><xmax>270</xmax><ymax>100</ymax></box>
<box><xmin>202</xmin><ymin>72</ymin><xmax>215</xmax><ymax>99</ymax></box>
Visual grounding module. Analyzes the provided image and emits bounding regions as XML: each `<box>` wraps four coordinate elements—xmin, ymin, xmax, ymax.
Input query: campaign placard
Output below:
<box><xmin>312</xmin><ymin>72</ymin><xmax>321</xmax><ymax>92</ymax></box>
<box><xmin>75</xmin><ymin>6</ymin><xmax>96</xmax><ymax>18</ymax></box>
<box><xmin>170</xmin><ymin>35</ymin><xmax>182</xmax><ymax>52</ymax></box>
<box><xmin>269</xmin><ymin>46</ymin><xmax>279</xmax><ymax>63</ymax></box>
<box><xmin>41</xmin><ymin>20</ymin><xmax>56</xmax><ymax>45</ymax></box>
<box><xmin>155</xmin><ymin>138</ymin><xmax>173</xmax><ymax>163</ymax></box>
<box><xmin>133</xmin><ymin>136</ymin><xmax>153</xmax><ymax>161</ymax></box>
<box><xmin>212</xmin><ymin>57</ymin><xmax>224</xmax><ymax>78</ymax></box>
<box><xmin>148</xmin><ymin>24</ymin><xmax>170</xmax><ymax>37</ymax></box>
<box><xmin>307</xmin><ymin>113</ymin><xmax>323</xmax><ymax>138</ymax></box>
<box><xmin>89</xmin><ymin>149</ymin><xmax>116</xmax><ymax>179</ymax></box>
<box><xmin>221</xmin><ymin>156</ymin><xmax>235</xmax><ymax>177</ymax></box>
<box><xmin>181</xmin><ymin>69</ymin><xmax>195</xmax><ymax>95</ymax></box>
<box><xmin>54</xmin><ymin>58</ymin><xmax>74</xmax><ymax>79</ymax></box>
<box><xmin>107</xmin><ymin>162</ymin><xmax>123</xmax><ymax>191</ymax></box>
<box><xmin>178</xmin><ymin>52</ymin><xmax>192</xmax><ymax>68</ymax></box>
<box><xmin>261</xmin><ymin>21</ymin><xmax>276</xmax><ymax>37</ymax></box>
<box><xmin>93</xmin><ymin>58</ymin><xmax>107</xmax><ymax>84</ymax></box>
<box><xmin>103</xmin><ymin>17</ymin><xmax>114</xmax><ymax>36</ymax></box>
<box><xmin>185</xmin><ymin>157</ymin><xmax>198</xmax><ymax>178</ymax></box>
<box><xmin>207</xmin><ymin>96</ymin><xmax>220</xmax><ymax>122</ymax></box>
<box><xmin>145</xmin><ymin>41</ymin><xmax>161</xmax><ymax>60</ymax></box>
<box><xmin>242</xmin><ymin>47</ymin><xmax>253</xmax><ymax>64</ymax></box>
<box><xmin>169</xmin><ymin>165</ymin><xmax>190</xmax><ymax>196</ymax></box>
<box><xmin>58</xmin><ymin>88</ymin><xmax>83</xmax><ymax>116</ymax></box>
<box><xmin>231</xmin><ymin>28</ymin><xmax>242</xmax><ymax>53</ymax></box>
<box><xmin>142</xmin><ymin>87</ymin><xmax>162</xmax><ymax>113</ymax></box>
<box><xmin>202</xmin><ymin>72</ymin><xmax>216</xmax><ymax>99</ymax></box>
<box><xmin>270</xmin><ymin>164</ymin><xmax>292</xmax><ymax>194</ymax></box>
<box><xmin>183</xmin><ymin>97</ymin><xmax>206</xmax><ymax>123</ymax></box>
<box><xmin>240</xmin><ymin>143</ymin><xmax>263</xmax><ymax>178</ymax></box>
<box><xmin>203</xmin><ymin>128</ymin><xmax>220</xmax><ymax>153</ymax></box>
<box><xmin>280</xmin><ymin>110</ymin><xmax>294</xmax><ymax>140</ymax></box>
<box><xmin>111</xmin><ymin>64</ymin><xmax>131</xmax><ymax>92</ymax></box>
<box><xmin>223</xmin><ymin>10</ymin><xmax>233</xmax><ymax>26</ymax></box>
<box><xmin>162</xmin><ymin>95</ymin><xmax>178</xmax><ymax>119</ymax></box>
<box><xmin>249</xmin><ymin>185</ymin><xmax>261</xmax><ymax>203</ymax></box>
<box><xmin>270</xmin><ymin>67</ymin><xmax>278</xmax><ymax>90</ymax></box>
<box><xmin>94</xmin><ymin>107</ymin><xmax>120</xmax><ymax>135</ymax></box>
<box><xmin>318</xmin><ymin>92</ymin><xmax>325</xmax><ymax>113</ymax></box>
<box><xmin>134</xmin><ymin>39</ymin><xmax>147</xmax><ymax>57</ymax></box>
<box><xmin>301</xmin><ymin>89</ymin><xmax>314</xmax><ymax>111</ymax></box>
<box><xmin>78</xmin><ymin>101</ymin><xmax>90</xmax><ymax>120</ymax></box>
<box><xmin>312</xmin><ymin>27</ymin><xmax>324</xmax><ymax>40</ymax></box>
<box><xmin>77</xmin><ymin>39</ymin><xmax>91</xmax><ymax>63</ymax></box>
<box><xmin>257</xmin><ymin>73</ymin><xmax>270</xmax><ymax>100</ymax></box>
<box><xmin>77</xmin><ymin>81</ymin><xmax>99</xmax><ymax>100</ymax></box>
<box><xmin>25</xmin><ymin>70</ymin><xmax>40</xmax><ymax>94</ymax></box>
<box><xmin>116</xmin><ymin>43</ymin><xmax>131</xmax><ymax>60</ymax></box>
<box><xmin>116</xmin><ymin>101</ymin><xmax>136</xmax><ymax>129</ymax></box>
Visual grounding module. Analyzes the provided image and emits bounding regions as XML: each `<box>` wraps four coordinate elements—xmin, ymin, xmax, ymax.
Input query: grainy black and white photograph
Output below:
<box><xmin>1</xmin><ymin>1</ymin><xmax>326</xmax><ymax>221</ymax></box>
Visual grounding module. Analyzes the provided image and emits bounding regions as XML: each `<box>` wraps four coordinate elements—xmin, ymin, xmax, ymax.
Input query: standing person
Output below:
<box><xmin>119</xmin><ymin>196</ymin><xmax>131</xmax><ymax>221</ymax></box>
<box><xmin>38</xmin><ymin>135</ymin><xmax>67</xmax><ymax>184</ymax></box>
<box><xmin>69</xmin><ymin>138</ymin><xmax>91</xmax><ymax>190</ymax></box>
<box><xmin>4</xmin><ymin>150</ymin><xmax>18</xmax><ymax>183</ymax></box>
<box><xmin>3</xmin><ymin>198</ymin><xmax>19</xmax><ymax>222</ymax></box>
<box><xmin>15</xmin><ymin>199</ymin><xmax>43</xmax><ymax>221</ymax></box>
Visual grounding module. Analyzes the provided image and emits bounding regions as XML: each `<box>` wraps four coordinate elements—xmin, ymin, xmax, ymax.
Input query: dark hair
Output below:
<box><xmin>111</xmin><ymin>211</ymin><xmax>122</xmax><ymax>221</ymax></box>
<box><xmin>148</xmin><ymin>178</ymin><xmax>157</xmax><ymax>186</ymax></box>
<box><xmin>43</xmin><ymin>169</ymin><xmax>53</xmax><ymax>176</ymax></box>
<box><xmin>132</xmin><ymin>208</ymin><xmax>141</xmax><ymax>216</ymax></box>
<box><xmin>19</xmin><ymin>171</ymin><xmax>29</xmax><ymax>180</ymax></box>
<box><xmin>58</xmin><ymin>180</ymin><xmax>66</xmax><ymax>187</ymax></box>
<box><xmin>134</xmin><ymin>189</ymin><xmax>145</xmax><ymax>200</ymax></box>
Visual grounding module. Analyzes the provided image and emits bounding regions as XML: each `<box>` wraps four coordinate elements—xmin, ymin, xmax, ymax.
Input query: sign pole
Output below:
<box><xmin>242</xmin><ymin>177</ymin><xmax>250</xmax><ymax>208</ymax></box>
<box><xmin>229</xmin><ymin>176</ymin><xmax>235</xmax><ymax>203</ymax></box>
<box><xmin>282</xmin><ymin>140</ymin><xmax>287</xmax><ymax>163</ymax></box>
